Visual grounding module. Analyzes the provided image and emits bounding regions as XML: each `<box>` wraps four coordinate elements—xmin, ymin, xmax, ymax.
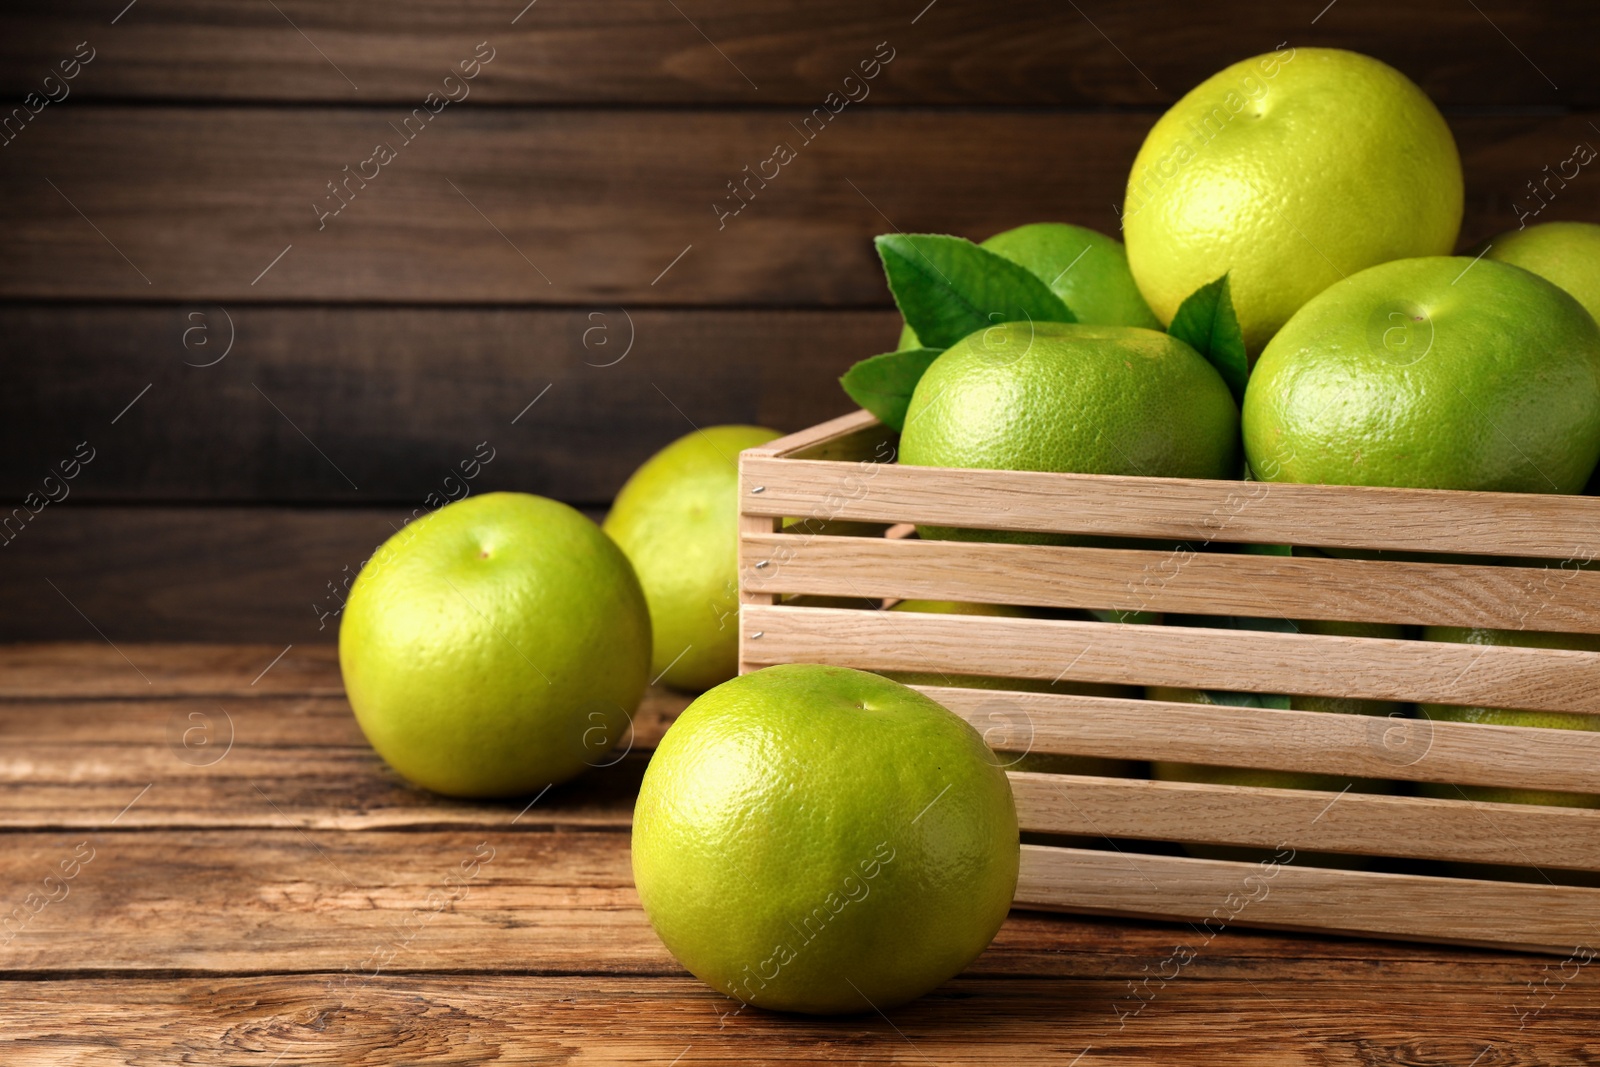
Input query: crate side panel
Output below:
<box><xmin>1015</xmin><ymin>845</ymin><xmax>1600</xmax><ymax>955</ymax></box>
<box><xmin>742</xmin><ymin>456</ymin><xmax>1600</xmax><ymax>559</ymax></box>
<box><xmin>1011</xmin><ymin>774</ymin><xmax>1600</xmax><ymax>870</ymax></box>
<box><xmin>741</xmin><ymin>606</ymin><xmax>1600</xmax><ymax>714</ymax></box>
<box><xmin>920</xmin><ymin>686</ymin><xmax>1600</xmax><ymax>795</ymax></box>
<box><xmin>740</xmin><ymin>533</ymin><xmax>1600</xmax><ymax>633</ymax></box>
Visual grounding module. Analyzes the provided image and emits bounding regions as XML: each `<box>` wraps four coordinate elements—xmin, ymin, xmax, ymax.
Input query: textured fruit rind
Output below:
<box><xmin>340</xmin><ymin>492</ymin><xmax>651</xmax><ymax>797</ymax></box>
<box><xmin>604</xmin><ymin>425</ymin><xmax>782</xmax><ymax>691</ymax></box>
<box><xmin>632</xmin><ymin>664</ymin><xmax>1019</xmax><ymax>1014</ymax></box>
<box><xmin>1243</xmin><ymin>256</ymin><xmax>1600</xmax><ymax>494</ymax></box>
<box><xmin>1124</xmin><ymin>47</ymin><xmax>1463</xmax><ymax>353</ymax></box>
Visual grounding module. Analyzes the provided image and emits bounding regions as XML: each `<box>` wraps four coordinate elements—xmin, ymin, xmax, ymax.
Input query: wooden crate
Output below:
<box><xmin>736</xmin><ymin>409</ymin><xmax>1600</xmax><ymax>955</ymax></box>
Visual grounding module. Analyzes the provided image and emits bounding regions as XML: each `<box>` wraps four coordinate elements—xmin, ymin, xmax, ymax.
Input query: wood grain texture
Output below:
<box><xmin>0</xmin><ymin>109</ymin><xmax>1590</xmax><ymax>302</ymax></box>
<box><xmin>5</xmin><ymin>644</ymin><xmax>1597</xmax><ymax>1061</ymax></box>
<box><xmin>1017</xmin><ymin>845</ymin><xmax>1600</xmax><ymax>955</ymax></box>
<box><xmin>741</xmin><ymin>530</ymin><xmax>1600</xmax><ymax>631</ymax></box>
<box><xmin>0</xmin><ymin>641</ymin><xmax>343</xmax><ymax>698</ymax></box>
<box><xmin>921</xmin><ymin>685</ymin><xmax>1600</xmax><ymax>795</ymax></box>
<box><xmin>0</xmin><ymin>826</ymin><xmax>1446</xmax><ymax>979</ymax></box>
<box><xmin>0</xmin><ymin>1</ymin><xmax>1587</xmax><ymax>105</ymax></box>
<box><xmin>0</xmin><ymin>697</ymin><xmax>687</xmax><ymax>832</ymax></box>
<box><xmin>0</xmin><ymin>644</ymin><xmax>686</xmax><ymax>831</ymax></box>
<box><xmin>5</xmin><ymin>972</ymin><xmax>1599</xmax><ymax>1066</ymax></box>
<box><xmin>741</xmin><ymin>605</ymin><xmax>1600</xmax><ymax>713</ymax></box>
<box><xmin>0</xmin><ymin>307</ymin><xmax>888</xmax><ymax>503</ymax></box>
<box><xmin>741</xmin><ymin>452</ymin><xmax>1600</xmax><ymax>557</ymax></box>
<box><xmin>1011</xmin><ymin>773</ymin><xmax>1600</xmax><ymax>869</ymax></box>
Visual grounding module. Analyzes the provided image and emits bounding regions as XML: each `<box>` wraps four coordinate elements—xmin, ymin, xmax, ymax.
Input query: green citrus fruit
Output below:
<box><xmin>604</xmin><ymin>425</ymin><xmax>782</xmax><ymax>691</ymax></box>
<box><xmin>1419</xmin><ymin>627</ymin><xmax>1600</xmax><ymax>807</ymax></box>
<box><xmin>340</xmin><ymin>492</ymin><xmax>651</xmax><ymax>797</ymax></box>
<box><xmin>1243</xmin><ymin>256</ymin><xmax>1600</xmax><ymax>493</ymax></box>
<box><xmin>883</xmin><ymin>599</ymin><xmax>1137</xmax><ymax>778</ymax></box>
<box><xmin>632</xmin><ymin>664</ymin><xmax>1018</xmax><ymax>1014</ymax></box>
<box><xmin>1481</xmin><ymin>220</ymin><xmax>1600</xmax><ymax>324</ymax></box>
<box><xmin>899</xmin><ymin>320</ymin><xmax>1238</xmax><ymax>543</ymax></box>
<box><xmin>897</xmin><ymin>223</ymin><xmax>1159</xmax><ymax>349</ymax></box>
<box><xmin>1124</xmin><ymin>48</ymin><xmax>1462</xmax><ymax>353</ymax></box>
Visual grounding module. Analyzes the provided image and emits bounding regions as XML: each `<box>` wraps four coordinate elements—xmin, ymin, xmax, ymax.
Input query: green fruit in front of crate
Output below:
<box><xmin>603</xmin><ymin>424</ymin><xmax>782</xmax><ymax>692</ymax></box>
<box><xmin>1417</xmin><ymin>626</ymin><xmax>1600</xmax><ymax>809</ymax></box>
<box><xmin>1243</xmin><ymin>256</ymin><xmax>1600</xmax><ymax>495</ymax></box>
<box><xmin>895</xmin><ymin>222</ymin><xmax>1160</xmax><ymax>349</ymax></box>
<box><xmin>881</xmin><ymin>599</ymin><xmax>1141</xmax><ymax>780</ymax></box>
<box><xmin>632</xmin><ymin>664</ymin><xmax>1018</xmax><ymax>1014</ymax></box>
<box><xmin>899</xmin><ymin>321</ymin><xmax>1239</xmax><ymax>545</ymax></box>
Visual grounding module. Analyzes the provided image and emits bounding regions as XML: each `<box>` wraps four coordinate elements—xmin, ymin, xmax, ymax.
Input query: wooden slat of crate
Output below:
<box><xmin>1015</xmin><ymin>845</ymin><xmax>1600</xmax><ymax>955</ymax></box>
<box><xmin>1009</xmin><ymin>773</ymin><xmax>1600</xmax><ymax>870</ymax></box>
<box><xmin>916</xmin><ymin>686</ymin><xmax>1600</xmax><ymax>795</ymax></box>
<box><xmin>739</xmin><ymin>455</ymin><xmax>1600</xmax><ymax>559</ymax></box>
<box><xmin>740</xmin><ymin>605</ymin><xmax>1600</xmax><ymax>715</ymax></box>
<box><xmin>740</xmin><ymin>531</ymin><xmax>1600</xmax><ymax>632</ymax></box>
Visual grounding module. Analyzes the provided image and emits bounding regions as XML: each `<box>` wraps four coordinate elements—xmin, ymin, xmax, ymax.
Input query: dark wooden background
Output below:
<box><xmin>2</xmin><ymin>1</ymin><xmax>1594</xmax><ymax>643</ymax></box>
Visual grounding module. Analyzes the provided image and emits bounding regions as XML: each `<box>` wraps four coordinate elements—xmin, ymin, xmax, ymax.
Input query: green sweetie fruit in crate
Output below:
<box><xmin>1480</xmin><ymin>220</ymin><xmax>1600</xmax><ymax>324</ymax></box>
<box><xmin>340</xmin><ymin>492</ymin><xmax>651</xmax><ymax>797</ymax></box>
<box><xmin>1124</xmin><ymin>47</ymin><xmax>1463</xmax><ymax>354</ymax></box>
<box><xmin>1243</xmin><ymin>256</ymin><xmax>1600</xmax><ymax>494</ymax></box>
<box><xmin>1150</xmin><ymin>618</ymin><xmax>1405</xmax><ymax>794</ymax></box>
<box><xmin>604</xmin><ymin>425</ymin><xmax>782</xmax><ymax>691</ymax></box>
<box><xmin>633</xmin><ymin>664</ymin><xmax>1018</xmax><ymax>1014</ymax></box>
<box><xmin>1149</xmin><ymin>617</ymin><xmax>1403</xmax><ymax>868</ymax></box>
<box><xmin>895</xmin><ymin>222</ymin><xmax>1160</xmax><ymax>349</ymax></box>
<box><xmin>1417</xmin><ymin>627</ymin><xmax>1600</xmax><ymax>808</ymax></box>
<box><xmin>898</xmin><ymin>321</ymin><xmax>1239</xmax><ymax>543</ymax></box>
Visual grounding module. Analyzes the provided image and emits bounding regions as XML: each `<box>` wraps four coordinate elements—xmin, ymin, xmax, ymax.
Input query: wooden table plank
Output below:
<box><xmin>4</xmin><ymin>643</ymin><xmax>1594</xmax><ymax>1062</ymax></box>
<box><xmin>0</xmin><ymin>643</ymin><xmax>344</xmax><ymax>698</ymax></box>
<box><xmin>4</xmin><ymin>973</ymin><xmax>1597</xmax><ymax>1066</ymax></box>
<box><xmin>0</xmin><ymin>1</ymin><xmax>1582</xmax><ymax>107</ymax></box>
<box><xmin>0</xmin><ymin>826</ymin><xmax>1551</xmax><ymax>978</ymax></box>
<box><xmin>0</xmin><ymin>109</ymin><xmax>1588</xmax><ymax>303</ymax></box>
<box><xmin>0</xmin><ymin>647</ymin><xmax>689</xmax><ymax>828</ymax></box>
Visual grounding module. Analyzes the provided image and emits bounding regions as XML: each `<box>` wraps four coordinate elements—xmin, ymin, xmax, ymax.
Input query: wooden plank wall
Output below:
<box><xmin>0</xmin><ymin>1</ymin><xmax>1593</xmax><ymax>641</ymax></box>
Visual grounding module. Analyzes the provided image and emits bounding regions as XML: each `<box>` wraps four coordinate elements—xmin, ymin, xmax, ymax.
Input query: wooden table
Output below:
<box><xmin>3</xmin><ymin>643</ymin><xmax>1596</xmax><ymax>1063</ymax></box>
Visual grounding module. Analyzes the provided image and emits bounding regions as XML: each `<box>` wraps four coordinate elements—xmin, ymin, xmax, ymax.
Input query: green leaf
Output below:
<box><xmin>1088</xmin><ymin>608</ymin><xmax>1162</xmax><ymax>626</ymax></box>
<box><xmin>1167</xmin><ymin>273</ymin><xmax>1249</xmax><ymax>403</ymax></box>
<box><xmin>875</xmin><ymin>234</ymin><xmax>1075</xmax><ymax>350</ymax></box>
<box><xmin>1200</xmin><ymin>690</ymin><xmax>1294</xmax><ymax>710</ymax></box>
<box><xmin>839</xmin><ymin>348</ymin><xmax>942</xmax><ymax>431</ymax></box>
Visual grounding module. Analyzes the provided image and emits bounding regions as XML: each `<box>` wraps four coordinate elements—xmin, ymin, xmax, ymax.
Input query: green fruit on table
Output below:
<box><xmin>1418</xmin><ymin>627</ymin><xmax>1600</xmax><ymax>808</ymax></box>
<box><xmin>1480</xmin><ymin>220</ymin><xmax>1600</xmax><ymax>324</ymax></box>
<box><xmin>632</xmin><ymin>664</ymin><xmax>1019</xmax><ymax>1014</ymax></box>
<box><xmin>1243</xmin><ymin>256</ymin><xmax>1600</xmax><ymax>493</ymax></box>
<box><xmin>604</xmin><ymin>425</ymin><xmax>782</xmax><ymax>692</ymax></box>
<box><xmin>340</xmin><ymin>492</ymin><xmax>651</xmax><ymax>797</ymax></box>
<box><xmin>896</xmin><ymin>222</ymin><xmax>1159</xmax><ymax>348</ymax></box>
<box><xmin>1124</xmin><ymin>48</ymin><xmax>1462</xmax><ymax>353</ymax></box>
<box><xmin>899</xmin><ymin>320</ymin><xmax>1239</xmax><ymax>543</ymax></box>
